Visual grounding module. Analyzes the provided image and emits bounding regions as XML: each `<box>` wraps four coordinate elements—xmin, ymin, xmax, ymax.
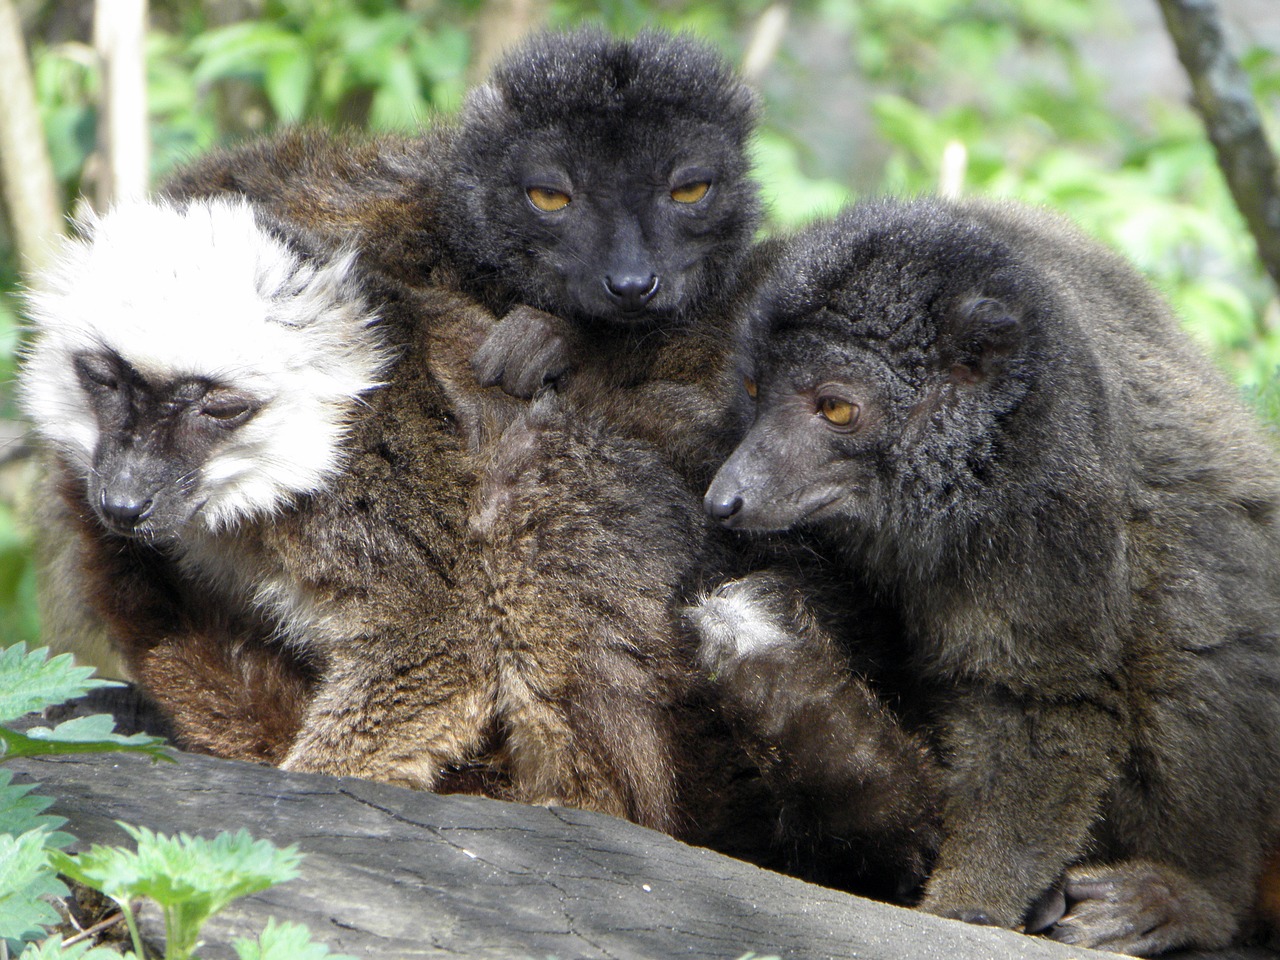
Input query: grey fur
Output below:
<box><xmin>707</xmin><ymin>196</ymin><xmax>1280</xmax><ymax>954</ymax></box>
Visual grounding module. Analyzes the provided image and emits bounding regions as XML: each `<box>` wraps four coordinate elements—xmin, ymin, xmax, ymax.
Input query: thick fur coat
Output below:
<box><xmin>707</xmin><ymin>196</ymin><xmax>1280</xmax><ymax>954</ymax></box>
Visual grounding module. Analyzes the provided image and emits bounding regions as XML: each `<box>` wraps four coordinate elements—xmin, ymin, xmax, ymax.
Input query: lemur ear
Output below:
<box><xmin>944</xmin><ymin>297</ymin><xmax>1023</xmax><ymax>385</ymax></box>
<box><xmin>461</xmin><ymin>83</ymin><xmax>511</xmax><ymax>123</ymax></box>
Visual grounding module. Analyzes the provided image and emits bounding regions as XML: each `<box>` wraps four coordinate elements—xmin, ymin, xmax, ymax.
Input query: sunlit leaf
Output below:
<box><xmin>233</xmin><ymin>918</ymin><xmax>359</xmax><ymax>960</ymax></box>
<box><xmin>0</xmin><ymin>830</ymin><xmax>66</xmax><ymax>943</ymax></box>
<box><xmin>55</xmin><ymin>825</ymin><xmax>302</xmax><ymax>960</ymax></box>
<box><xmin>0</xmin><ymin>769</ymin><xmax>71</xmax><ymax>848</ymax></box>
<box><xmin>0</xmin><ymin>645</ymin><xmax>112</xmax><ymax>727</ymax></box>
<box><xmin>5</xmin><ymin>715</ymin><xmax>170</xmax><ymax>762</ymax></box>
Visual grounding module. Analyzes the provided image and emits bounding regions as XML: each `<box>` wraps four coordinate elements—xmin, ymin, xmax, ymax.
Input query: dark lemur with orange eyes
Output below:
<box><xmin>705</xmin><ymin>196</ymin><xmax>1280</xmax><ymax>955</ymax></box>
<box><xmin>163</xmin><ymin>27</ymin><xmax>763</xmax><ymax>488</ymax></box>
<box><xmin>136</xmin><ymin>27</ymin><xmax>766</xmax><ymax>782</ymax></box>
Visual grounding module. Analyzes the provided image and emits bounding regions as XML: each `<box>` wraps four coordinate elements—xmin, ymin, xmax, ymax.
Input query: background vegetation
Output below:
<box><xmin>0</xmin><ymin>0</ymin><xmax>1277</xmax><ymax>650</ymax></box>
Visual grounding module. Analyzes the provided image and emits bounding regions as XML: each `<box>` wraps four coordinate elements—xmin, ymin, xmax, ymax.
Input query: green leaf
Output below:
<box><xmin>0</xmin><ymin>645</ymin><xmax>115</xmax><ymax>726</ymax></box>
<box><xmin>0</xmin><ymin>718</ymin><xmax>170</xmax><ymax>762</ymax></box>
<box><xmin>15</xmin><ymin>715</ymin><xmax>169</xmax><ymax>755</ymax></box>
<box><xmin>123</xmin><ymin>824</ymin><xmax>302</xmax><ymax>906</ymax></box>
<box><xmin>232</xmin><ymin>918</ymin><xmax>360</xmax><ymax>960</ymax></box>
<box><xmin>190</xmin><ymin>22</ymin><xmax>302</xmax><ymax>86</ymax></box>
<box><xmin>56</xmin><ymin>825</ymin><xmax>303</xmax><ymax>960</ymax></box>
<box><xmin>0</xmin><ymin>830</ymin><xmax>67</xmax><ymax>943</ymax></box>
<box><xmin>49</xmin><ymin>843</ymin><xmax>136</xmax><ymax>906</ymax></box>
<box><xmin>264</xmin><ymin>48</ymin><xmax>315</xmax><ymax>122</ymax></box>
<box><xmin>0</xmin><ymin>769</ymin><xmax>71</xmax><ymax>848</ymax></box>
<box><xmin>18</xmin><ymin>935</ymin><xmax>133</xmax><ymax>959</ymax></box>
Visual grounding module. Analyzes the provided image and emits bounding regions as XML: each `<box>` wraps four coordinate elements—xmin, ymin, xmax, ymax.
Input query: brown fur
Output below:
<box><xmin>161</xmin><ymin>127</ymin><xmax>450</xmax><ymax>286</ymax></box>
<box><xmin>264</xmin><ymin>304</ymin><xmax>703</xmax><ymax>831</ymax></box>
<box><xmin>50</xmin><ymin>467</ymin><xmax>316</xmax><ymax>763</ymax></box>
<box><xmin>692</xmin><ymin>568</ymin><xmax>941</xmax><ymax>900</ymax></box>
<box><xmin>45</xmin><ymin>268</ymin><xmax>699</xmax><ymax>831</ymax></box>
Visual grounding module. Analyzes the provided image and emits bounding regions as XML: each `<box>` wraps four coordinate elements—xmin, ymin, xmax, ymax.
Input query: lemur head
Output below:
<box><xmin>445</xmin><ymin>27</ymin><xmax>761</xmax><ymax>328</ymax></box>
<box><xmin>21</xmin><ymin>198</ymin><xmax>389</xmax><ymax>541</ymax></box>
<box><xmin>706</xmin><ymin>199</ymin><xmax>1043</xmax><ymax>543</ymax></box>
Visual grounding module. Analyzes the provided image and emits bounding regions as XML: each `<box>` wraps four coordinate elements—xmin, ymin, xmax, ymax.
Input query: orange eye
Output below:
<box><xmin>744</xmin><ymin>375</ymin><xmax>758</xmax><ymax>399</ymax></box>
<box><xmin>818</xmin><ymin>397</ymin><xmax>858</xmax><ymax>427</ymax></box>
<box><xmin>527</xmin><ymin>187</ymin><xmax>571</xmax><ymax>212</ymax></box>
<box><xmin>671</xmin><ymin>181</ymin><xmax>710</xmax><ymax>204</ymax></box>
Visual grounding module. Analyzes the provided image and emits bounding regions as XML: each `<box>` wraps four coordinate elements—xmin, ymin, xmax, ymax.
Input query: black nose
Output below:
<box><xmin>603</xmin><ymin>274</ymin><xmax>659</xmax><ymax>312</ymax></box>
<box><xmin>705</xmin><ymin>493</ymin><xmax>743</xmax><ymax>522</ymax></box>
<box><xmin>100</xmin><ymin>489</ymin><xmax>154</xmax><ymax>528</ymax></box>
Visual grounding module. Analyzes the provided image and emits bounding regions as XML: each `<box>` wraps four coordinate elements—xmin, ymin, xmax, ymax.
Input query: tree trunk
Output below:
<box><xmin>1156</xmin><ymin>0</ymin><xmax>1280</xmax><ymax>295</ymax></box>
<box><xmin>0</xmin><ymin>0</ymin><xmax>64</xmax><ymax>275</ymax></box>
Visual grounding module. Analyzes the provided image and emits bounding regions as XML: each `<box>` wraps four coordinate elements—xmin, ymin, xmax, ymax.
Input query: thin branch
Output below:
<box><xmin>61</xmin><ymin>911</ymin><xmax>126</xmax><ymax>947</ymax></box>
<box><xmin>1156</xmin><ymin>0</ymin><xmax>1280</xmax><ymax>293</ymax></box>
<box><xmin>0</xmin><ymin>0</ymin><xmax>64</xmax><ymax>275</ymax></box>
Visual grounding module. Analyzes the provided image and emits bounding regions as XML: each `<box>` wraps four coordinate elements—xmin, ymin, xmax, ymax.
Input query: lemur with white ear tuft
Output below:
<box><xmin>22</xmin><ymin>198</ymin><xmax>391</xmax><ymax>761</ymax></box>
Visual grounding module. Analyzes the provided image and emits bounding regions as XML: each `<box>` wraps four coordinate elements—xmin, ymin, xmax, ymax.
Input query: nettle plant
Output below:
<box><xmin>0</xmin><ymin>643</ymin><xmax>355</xmax><ymax>960</ymax></box>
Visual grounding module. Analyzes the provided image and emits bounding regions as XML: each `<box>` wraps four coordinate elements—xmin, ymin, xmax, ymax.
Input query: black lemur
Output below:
<box><xmin>162</xmin><ymin>27</ymin><xmax>763</xmax><ymax>487</ymax></box>
<box><xmin>703</xmin><ymin>195</ymin><xmax>1280</xmax><ymax>954</ymax></box>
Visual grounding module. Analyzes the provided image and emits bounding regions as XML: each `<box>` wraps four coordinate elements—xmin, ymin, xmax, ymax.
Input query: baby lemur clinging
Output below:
<box><xmin>705</xmin><ymin>195</ymin><xmax>1280</xmax><ymax>954</ymax></box>
<box><xmin>163</xmin><ymin>27</ymin><xmax>763</xmax><ymax>486</ymax></box>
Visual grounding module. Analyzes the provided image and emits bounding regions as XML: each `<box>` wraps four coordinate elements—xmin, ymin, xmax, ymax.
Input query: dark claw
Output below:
<box><xmin>511</xmin><ymin>341</ymin><xmax>570</xmax><ymax>397</ymax></box>
<box><xmin>1047</xmin><ymin>917</ymin><xmax>1088</xmax><ymax>945</ymax></box>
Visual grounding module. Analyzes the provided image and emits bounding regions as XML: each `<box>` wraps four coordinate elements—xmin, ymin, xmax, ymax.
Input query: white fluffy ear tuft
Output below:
<box><xmin>19</xmin><ymin>197</ymin><xmax>392</xmax><ymax>529</ymax></box>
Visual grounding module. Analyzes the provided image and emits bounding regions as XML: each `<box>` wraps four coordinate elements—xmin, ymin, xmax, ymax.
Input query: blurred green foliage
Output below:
<box><xmin>1</xmin><ymin>0</ymin><xmax>1278</xmax><ymax>647</ymax></box>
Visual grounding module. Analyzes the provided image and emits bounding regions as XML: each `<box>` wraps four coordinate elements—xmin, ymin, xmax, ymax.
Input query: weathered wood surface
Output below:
<box><xmin>8</xmin><ymin>694</ymin><xmax>1276</xmax><ymax>960</ymax></box>
<box><xmin>8</xmin><ymin>742</ymin><xmax>1264</xmax><ymax>960</ymax></box>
